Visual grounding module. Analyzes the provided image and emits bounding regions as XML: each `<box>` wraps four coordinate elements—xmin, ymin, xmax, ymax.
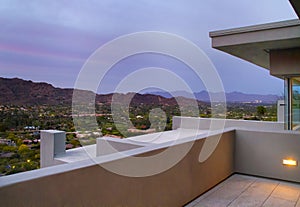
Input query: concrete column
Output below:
<box><xmin>277</xmin><ymin>100</ymin><xmax>285</xmax><ymax>123</ymax></box>
<box><xmin>40</xmin><ymin>130</ymin><xmax>66</xmax><ymax>168</ymax></box>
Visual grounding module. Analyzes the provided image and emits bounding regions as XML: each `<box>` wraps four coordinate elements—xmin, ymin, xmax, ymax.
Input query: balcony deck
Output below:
<box><xmin>186</xmin><ymin>174</ymin><xmax>300</xmax><ymax>207</ymax></box>
<box><xmin>2</xmin><ymin>117</ymin><xmax>300</xmax><ymax>206</ymax></box>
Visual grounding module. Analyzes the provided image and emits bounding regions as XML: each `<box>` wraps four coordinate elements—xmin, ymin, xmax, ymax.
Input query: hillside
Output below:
<box><xmin>0</xmin><ymin>78</ymin><xmax>74</xmax><ymax>105</ymax></box>
<box><xmin>0</xmin><ymin>77</ymin><xmax>203</xmax><ymax>107</ymax></box>
<box><xmin>0</xmin><ymin>77</ymin><xmax>281</xmax><ymax>106</ymax></box>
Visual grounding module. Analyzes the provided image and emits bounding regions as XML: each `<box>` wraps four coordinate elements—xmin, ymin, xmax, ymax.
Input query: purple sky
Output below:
<box><xmin>0</xmin><ymin>0</ymin><xmax>297</xmax><ymax>95</ymax></box>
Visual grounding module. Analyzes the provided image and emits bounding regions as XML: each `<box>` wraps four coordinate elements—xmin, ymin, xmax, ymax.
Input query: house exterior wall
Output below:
<box><xmin>235</xmin><ymin>130</ymin><xmax>300</xmax><ymax>182</ymax></box>
<box><xmin>270</xmin><ymin>48</ymin><xmax>300</xmax><ymax>77</ymax></box>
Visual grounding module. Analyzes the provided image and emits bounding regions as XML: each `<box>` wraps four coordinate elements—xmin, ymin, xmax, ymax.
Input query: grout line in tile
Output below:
<box><xmin>261</xmin><ymin>181</ymin><xmax>280</xmax><ymax>207</ymax></box>
<box><xmin>226</xmin><ymin>176</ymin><xmax>257</xmax><ymax>207</ymax></box>
<box><xmin>294</xmin><ymin>190</ymin><xmax>300</xmax><ymax>207</ymax></box>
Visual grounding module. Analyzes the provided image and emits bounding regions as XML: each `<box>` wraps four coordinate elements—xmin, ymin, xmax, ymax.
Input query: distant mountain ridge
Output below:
<box><xmin>0</xmin><ymin>77</ymin><xmax>202</xmax><ymax>106</ymax></box>
<box><xmin>0</xmin><ymin>77</ymin><xmax>281</xmax><ymax>105</ymax></box>
<box><xmin>144</xmin><ymin>90</ymin><xmax>282</xmax><ymax>104</ymax></box>
<box><xmin>0</xmin><ymin>77</ymin><xmax>73</xmax><ymax>105</ymax></box>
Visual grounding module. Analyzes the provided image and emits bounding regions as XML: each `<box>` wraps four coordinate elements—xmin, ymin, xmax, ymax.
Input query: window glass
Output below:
<box><xmin>292</xmin><ymin>77</ymin><xmax>300</xmax><ymax>130</ymax></box>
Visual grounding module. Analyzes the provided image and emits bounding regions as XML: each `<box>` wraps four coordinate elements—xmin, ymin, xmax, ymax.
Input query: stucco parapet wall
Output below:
<box><xmin>0</xmin><ymin>128</ymin><xmax>233</xmax><ymax>188</ymax></box>
<box><xmin>236</xmin><ymin>128</ymin><xmax>300</xmax><ymax>135</ymax></box>
<box><xmin>235</xmin><ymin>129</ymin><xmax>300</xmax><ymax>182</ymax></box>
<box><xmin>54</xmin><ymin>128</ymin><xmax>212</xmax><ymax>163</ymax></box>
<box><xmin>55</xmin><ymin>117</ymin><xmax>284</xmax><ymax>164</ymax></box>
<box><xmin>173</xmin><ymin>116</ymin><xmax>284</xmax><ymax>132</ymax></box>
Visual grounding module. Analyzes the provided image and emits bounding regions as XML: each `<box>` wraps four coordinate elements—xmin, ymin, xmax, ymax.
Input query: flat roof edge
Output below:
<box><xmin>210</xmin><ymin>19</ymin><xmax>300</xmax><ymax>37</ymax></box>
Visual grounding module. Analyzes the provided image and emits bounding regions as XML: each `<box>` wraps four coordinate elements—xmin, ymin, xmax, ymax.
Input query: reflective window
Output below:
<box><xmin>285</xmin><ymin>77</ymin><xmax>300</xmax><ymax>131</ymax></box>
<box><xmin>292</xmin><ymin>77</ymin><xmax>300</xmax><ymax>130</ymax></box>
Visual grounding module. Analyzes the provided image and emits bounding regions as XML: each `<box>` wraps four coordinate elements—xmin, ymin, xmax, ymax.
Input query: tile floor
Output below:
<box><xmin>185</xmin><ymin>174</ymin><xmax>300</xmax><ymax>207</ymax></box>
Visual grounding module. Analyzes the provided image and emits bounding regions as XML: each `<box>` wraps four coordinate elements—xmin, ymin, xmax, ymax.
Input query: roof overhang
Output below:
<box><xmin>209</xmin><ymin>19</ymin><xmax>300</xmax><ymax>72</ymax></box>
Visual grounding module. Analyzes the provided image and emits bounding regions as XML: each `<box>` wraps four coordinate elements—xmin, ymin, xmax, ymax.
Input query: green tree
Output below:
<box><xmin>3</xmin><ymin>145</ymin><xmax>16</xmax><ymax>152</ymax></box>
<box><xmin>6</xmin><ymin>132</ymin><xmax>17</xmax><ymax>141</ymax></box>
<box><xmin>18</xmin><ymin>144</ymin><xmax>30</xmax><ymax>155</ymax></box>
<box><xmin>256</xmin><ymin>106</ymin><xmax>266</xmax><ymax>120</ymax></box>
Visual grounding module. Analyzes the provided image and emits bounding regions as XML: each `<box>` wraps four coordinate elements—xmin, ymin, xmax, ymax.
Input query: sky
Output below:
<box><xmin>0</xmin><ymin>0</ymin><xmax>297</xmax><ymax>95</ymax></box>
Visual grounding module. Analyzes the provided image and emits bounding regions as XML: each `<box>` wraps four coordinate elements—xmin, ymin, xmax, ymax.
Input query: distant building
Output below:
<box><xmin>22</xmin><ymin>139</ymin><xmax>32</xmax><ymax>145</ymax></box>
<box><xmin>0</xmin><ymin>139</ymin><xmax>15</xmax><ymax>146</ymax></box>
<box><xmin>24</xmin><ymin>126</ymin><xmax>37</xmax><ymax>130</ymax></box>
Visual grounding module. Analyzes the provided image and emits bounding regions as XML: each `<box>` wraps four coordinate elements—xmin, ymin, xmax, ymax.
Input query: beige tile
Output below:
<box><xmin>184</xmin><ymin>201</ymin><xmax>197</xmax><ymax>207</ymax></box>
<box><xmin>184</xmin><ymin>176</ymin><xmax>231</xmax><ymax>207</ymax></box>
<box><xmin>197</xmin><ymin>174</ymin><xmax>255</xmax><ymax>206</ymax></box>
<box><xmin>263</xmin><ymin>196</ymin><xmax>296</xmax><ymax>207</ymax></box>
<box><xmin>296</xmin><ymin>199</ymin><xmax>300</xmax><ymax>207</ymax></box>
<box><xmin>229</xmin><ymin>178</ymin><xmax>278</xmax><ymax>207</ymax></box>
<box><xmin>271</xmin><ymin>182</ymin><xmax>300</xmax><ymax>202</ymax></box>
<box><xmin>193</xmin><ymin>203</ymin><xmax>211</xmax><ymax>207</ymax></box>
<box><xmin>185</xmin><ymin>174</ymin><xmax>300</xmax><ymax>207</ymax></box>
